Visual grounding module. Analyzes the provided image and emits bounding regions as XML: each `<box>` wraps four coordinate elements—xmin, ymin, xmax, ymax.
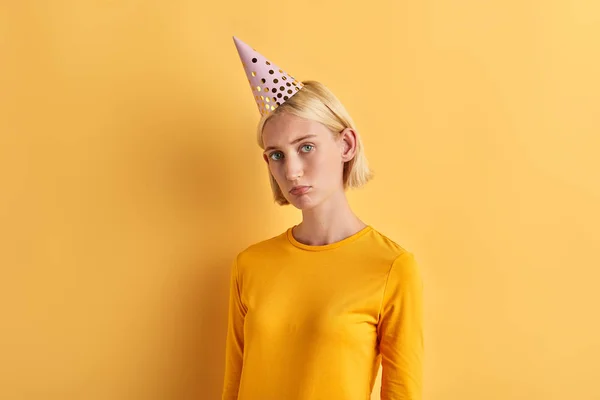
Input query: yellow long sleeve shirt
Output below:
<box><xmin>222</xmin><ymin>225</ymin><xmax>424</xmax><ymax>400</ymax></box>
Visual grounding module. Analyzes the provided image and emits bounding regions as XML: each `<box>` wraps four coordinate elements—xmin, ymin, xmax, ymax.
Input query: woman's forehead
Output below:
<box><xmin>263</xmin><ymin>114</ymin><xmax>329</xmax><ymax>143</ymax></box>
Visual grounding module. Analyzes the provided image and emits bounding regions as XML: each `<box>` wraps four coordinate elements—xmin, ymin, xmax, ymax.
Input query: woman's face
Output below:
<box><xmin>262</xmin><ymin>112</ymin><xmax>354</xmax><ymax>210</ymax></box>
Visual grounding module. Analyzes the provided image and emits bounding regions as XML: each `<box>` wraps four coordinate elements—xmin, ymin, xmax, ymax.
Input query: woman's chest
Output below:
<box><xmin>242</xmin><ymin>264</ymin><xmax>389</xmax><ymax>342</ymax></box>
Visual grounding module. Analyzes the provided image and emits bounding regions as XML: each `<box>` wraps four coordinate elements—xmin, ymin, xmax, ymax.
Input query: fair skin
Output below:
<box><xmin>262</xmin><ymin>112</ymin><xmax>368</xmax><ymax>246</ymax></box>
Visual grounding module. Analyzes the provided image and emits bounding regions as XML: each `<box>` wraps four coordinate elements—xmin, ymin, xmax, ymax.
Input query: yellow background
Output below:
<box><xmin>1</xmin><ymin>1</ymin><xmax>599</xmax><ymax>399</ymax></box>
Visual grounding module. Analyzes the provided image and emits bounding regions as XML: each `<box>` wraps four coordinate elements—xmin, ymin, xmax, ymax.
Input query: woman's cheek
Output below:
<box><xmin>272</xmin><ymin>165</ymin><xmax>284</xmax><ymax>182</ymax></box>
<box><xmin>314</xmin><ymin>153</ymin><xmax>332</xmax><ymax>170</ymax></box>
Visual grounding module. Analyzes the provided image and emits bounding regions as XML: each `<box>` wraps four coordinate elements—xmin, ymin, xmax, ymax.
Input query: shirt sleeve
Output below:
<box><xmin>222</xmin><ymin>255</ymin><xmax>247</xmax><ymax>400</ymax></box>
<box><xmin>377</xmin><ymin>251</ymin><xmax>424</xmax><ymax>400</ymax></box>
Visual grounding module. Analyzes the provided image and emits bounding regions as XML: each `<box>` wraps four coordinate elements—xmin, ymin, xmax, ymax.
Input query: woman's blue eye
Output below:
<box><xmin>269</xmin><ymin>145</ymin><xmax>312</xmax><ymax>161</ymax></box>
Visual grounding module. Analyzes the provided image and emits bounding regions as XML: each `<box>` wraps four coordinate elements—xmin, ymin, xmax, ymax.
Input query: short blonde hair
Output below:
<box><xmin>256</xmin><ymin>80</ymin><xmax>373</xmax><ymax>206</ymax></box>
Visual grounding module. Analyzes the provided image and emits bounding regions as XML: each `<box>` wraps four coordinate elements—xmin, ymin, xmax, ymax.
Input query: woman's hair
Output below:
<box><xmin>256</xmin><ymin>80</ymin><xmax>373</xmax><ymax>205</ymax></box>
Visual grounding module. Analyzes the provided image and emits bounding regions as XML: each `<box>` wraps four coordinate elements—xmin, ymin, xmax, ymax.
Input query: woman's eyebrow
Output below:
<box><xmin>264</xmin><ymin>134</ymin><xmax>318</xmax><ymax>152</ymax></box>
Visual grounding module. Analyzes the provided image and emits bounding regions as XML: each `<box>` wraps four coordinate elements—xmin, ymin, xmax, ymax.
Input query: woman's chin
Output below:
<box><xmin>288</xmin><ymin>193</ymin><xmax>317</xmax><ymax>210</ymax></box>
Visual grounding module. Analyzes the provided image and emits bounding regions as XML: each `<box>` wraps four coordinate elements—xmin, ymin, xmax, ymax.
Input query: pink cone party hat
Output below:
<box><xmin>233</xmin><ymin>36</ymin><xmax>304</xmax><ymax>116</ymax></box>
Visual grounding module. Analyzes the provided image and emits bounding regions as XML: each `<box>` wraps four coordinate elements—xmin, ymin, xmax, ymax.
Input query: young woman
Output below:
<box><xmin>222</xmin><ymin>37</ymin><xmax>424</xmax><ymax>400</ymax></box>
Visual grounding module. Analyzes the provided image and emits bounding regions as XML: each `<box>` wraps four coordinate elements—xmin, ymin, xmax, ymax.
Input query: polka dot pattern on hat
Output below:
<box><xmin>233</xmin><ymin>36</ymin><xmax>304</xmax><ymax>116</ymax></box>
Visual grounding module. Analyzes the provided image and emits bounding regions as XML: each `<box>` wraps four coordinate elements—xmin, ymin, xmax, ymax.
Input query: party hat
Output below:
<box><xmin>233</xmin><ymin>36</ymin><xmax>304</xmax><ymax>116</ymax></box>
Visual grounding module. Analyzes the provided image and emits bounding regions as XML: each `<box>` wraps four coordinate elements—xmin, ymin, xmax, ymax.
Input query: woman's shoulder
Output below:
<box><xmin>234</xmin><ymin>228</ymin><xmax>290</xmax><ymax>262</ymax></box>
<box><xmin>368</xmin><ymin>225</ymin><xmax>413</xmax><ymax>258</ymax></box>
<box><xmin>367</xmin><ymin>226</ymin><xmax>422</xmax><ymax>284</ymax></box>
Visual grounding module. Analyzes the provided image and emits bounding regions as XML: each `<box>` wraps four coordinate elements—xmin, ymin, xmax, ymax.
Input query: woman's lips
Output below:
<box><xmin>289</xmin><ymin>186</ymin><xmax>311</xmax><ymax>195</ymax></box>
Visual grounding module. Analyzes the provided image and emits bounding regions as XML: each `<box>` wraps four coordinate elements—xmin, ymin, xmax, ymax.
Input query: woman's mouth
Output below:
<box><xmin>289</xmin><ymin>186</ymin><xmax>311</xmax><ymax>196</ymax></box>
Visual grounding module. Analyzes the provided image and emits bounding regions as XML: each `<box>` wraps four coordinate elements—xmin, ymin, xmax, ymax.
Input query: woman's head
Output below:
<box><xmin>257</xmin><ymin>80</ymin><xmax>373</xmax><ymax>209</ymax></box>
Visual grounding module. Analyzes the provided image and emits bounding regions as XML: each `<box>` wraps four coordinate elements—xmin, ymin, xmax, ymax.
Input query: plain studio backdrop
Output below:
<box><xmin>1</xmin><ymin>1</ymin><xmax>599</xmax><ymax>399</ymax></box>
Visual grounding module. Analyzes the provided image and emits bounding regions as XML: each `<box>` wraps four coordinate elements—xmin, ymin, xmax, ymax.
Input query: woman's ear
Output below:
<box><xmin>340</xmin><ymin>128</ymin><xmax>358</xmax><ymax>162</ymax></box>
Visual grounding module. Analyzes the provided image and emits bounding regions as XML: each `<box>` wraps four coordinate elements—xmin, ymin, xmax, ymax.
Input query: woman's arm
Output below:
<box><xmin>377</xmin><ymin>251</ymin><xmax>424</xmax><ymax>400</ymax></box>
<box><xmin>222</xmin><ymin>255</ymin><xmax>246</xmax><ymax>400</ymax></box>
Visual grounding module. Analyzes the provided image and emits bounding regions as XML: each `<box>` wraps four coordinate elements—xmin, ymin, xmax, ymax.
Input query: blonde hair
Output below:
<box><xmin>256</xmin><ymin>80</ymin><xmax>373</xmax><ymax>206</ymax></box>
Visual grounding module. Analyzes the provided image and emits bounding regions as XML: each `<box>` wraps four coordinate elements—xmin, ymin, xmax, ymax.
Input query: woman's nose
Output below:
<box><xmin>284</xmin><ymin>156</ymin><xmax>304</xmax><ymax>181</ymax></box>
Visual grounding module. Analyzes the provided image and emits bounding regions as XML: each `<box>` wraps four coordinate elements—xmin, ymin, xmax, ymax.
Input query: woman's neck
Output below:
<box><xmin>294</xmin><ymin>193</ymin><xmax>367</xmax><ymax>246</ymax></box>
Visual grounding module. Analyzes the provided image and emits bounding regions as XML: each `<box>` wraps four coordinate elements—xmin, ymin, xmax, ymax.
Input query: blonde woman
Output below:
<box><xmin>222</xmin><ymin>37</ymin><xmax>424</xmax><ymax>400</ymax></box>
